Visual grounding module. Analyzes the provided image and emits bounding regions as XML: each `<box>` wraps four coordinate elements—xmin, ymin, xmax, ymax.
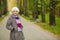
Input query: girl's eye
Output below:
<box><xmin>16</xmin><ymin>11</ymin><xmax>18</xmax><ymax>12</ymax></box>
<box><xmin>13</xmin><ymin>11</ymin><xmax>18</xmax><ymax>12</ymax></box>
<box><xmin>13</xmin><ymin>11</ymin><xmax>15</xmax><ymax>12</ymax></box>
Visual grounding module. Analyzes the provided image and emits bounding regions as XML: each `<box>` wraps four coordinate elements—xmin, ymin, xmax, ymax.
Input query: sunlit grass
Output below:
<box><xmin>0</xmin><ymin>17</ymin><xmax>3</xmax><ymax>22</ymax></box>
<box><xmin>0</xmin><ymin>13</ymin><xmax>8</xmax><ymax>22</ymax></box>
<box><xmin>22</xmin><ymin>15</ymin><xmax>32</xmax><ymax>20</ymax></box>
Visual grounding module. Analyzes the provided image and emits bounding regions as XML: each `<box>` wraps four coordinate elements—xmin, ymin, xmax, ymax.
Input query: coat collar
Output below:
<box><xmin>11</xmin><ymin>14</ymin><xmax>19</xmax><ymax>19</ymax></box>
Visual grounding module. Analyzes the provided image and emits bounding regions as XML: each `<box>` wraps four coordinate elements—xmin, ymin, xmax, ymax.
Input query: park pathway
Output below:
<box><xmin>0</xmin><ymin>15</ymin><xmax>59</xmax><ymax>40</ymax></box>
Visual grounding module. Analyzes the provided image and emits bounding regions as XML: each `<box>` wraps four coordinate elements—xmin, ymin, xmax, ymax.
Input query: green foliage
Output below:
<box><xmin>0</xmin><ymin>13</ymin><xmax>8</xmax><ymax>22</ymax></box>
<box><xmin>36</xmin><ymin>13</ymin><xmax>60</xmax><ymax>36</ymax></box>
<box><xmin>29</xmin><ymin>0</ymin><xmax>34</xmax><ymax>11</ymax></box>
<box><xmin>29</xmin><ymin>0</ymin><xmax>50</xmax><ymax>14</ymax></box>
<box><xmin>22</xmin><ymin>12</ymin><xmax>60</xmax><ymax>36</ymax></box>
<box><xmin>20</xmin><ymin>0</ymin><xmax>60</xmax><ymax>36</ymax></box>
<box><xmin>22</xmin><ymin>15</ymin><xmax>32</xmax><ymax>20</ymax></box>
<box><xmin>1</xmin><ymin>0</ymin><xmax>5</xmax><ymax>15</ymax></box>
<box><xmin>1</xmin><ymin>0</ymin><xmax>7</xmax><ymax>15</ymax></box>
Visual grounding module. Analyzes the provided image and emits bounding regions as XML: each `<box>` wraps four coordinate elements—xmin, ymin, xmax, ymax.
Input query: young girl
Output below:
<box><xmin>6</xmin><ymin>7</ymin><xmax>24</xmax><ymax>40</ymax></box>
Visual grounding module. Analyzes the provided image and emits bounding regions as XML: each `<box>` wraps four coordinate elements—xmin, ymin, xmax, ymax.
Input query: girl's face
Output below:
<box><xmin>12</xmin><ymin>10</ymin><xmax>19</xmax><ymax>16</ymax></box>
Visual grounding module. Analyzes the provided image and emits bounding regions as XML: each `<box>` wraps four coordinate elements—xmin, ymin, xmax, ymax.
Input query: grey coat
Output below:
<box><xmin>6</xmin><ymin>14</ymin><xmax>24</xmax><ymax>40</ymax></box>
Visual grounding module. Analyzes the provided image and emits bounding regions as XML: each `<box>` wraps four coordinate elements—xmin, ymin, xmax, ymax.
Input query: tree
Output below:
<box><xmin>20</xmin><ymin>0</ymin><xmax>24</xmax><ymax>15</ymax></box>
<box><xmin>17</xmin><ymin>0</ymin><xmax>20</xmax><ymax>10</ymax></box>
<box><xmin>41</xmin><ymin>0</ymin><xmax>45</xmax><ymax>22</ymax></box>
<box><xmin>49</xmin><ymin>0</ymin><xmax>56</xmax><ymax>25</ymax></box>
<box><xmin>32</xmin><ymin>0</ymin><xmax>38</xmax><ymax>20</ymax></box>
<box><xmin>17</xmin><ymin>0</ymin><xmax>24</xmax><ymax>15</ymax></box>
<box><xmin>23</xmin><ymin>0</ymin><xmax>29</xmax><ymax>16</ymax></box>
<box><xmin>0</xmin><ymin>0</ymin><xmax>2</xmax><ymax>17</ymax></box>
<box><xmin>55</xmin><ymin>1</ymin><xmax>60</xmax><ymax>17</ymax></box>
<box><xmin>3</xmin><ymin>0</ymin><xmax>8</xmax><ymax>15</ymax></box>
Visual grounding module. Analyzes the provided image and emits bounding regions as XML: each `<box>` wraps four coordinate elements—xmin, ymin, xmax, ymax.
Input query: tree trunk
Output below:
<box><xmin>0</xmin><ymin>0</ymin><xmax>2</xmax><ymax>17</ymax></box>
<box><xmin>32</xmin><ymin>0</ymin><xmax>38</xmax><ymax>20</ymax></box>
<box><xmin>49</xmin><ymin>0</ymin><xmax>56</xmax><ymax>25</ymax></box>
<box><xmin>23</xmin><ymin>0</ymin><xmax>29</xmax><ymax>16</ymax></box>
<box><xmin>20</xmin><ymin>0</ymin><xmax>24</xmax><ymax>15</ymax></box>
<box><xmin>41</xmin><ymin>0</ymin><xmax>45</xmax><ymax>22</ymax></box>
<box><xmin>3</xmin><ymin>0</ymin><xmax>8</xmax><ymax>15</ymax></box>
<box><xmin>17</xmin><ymin>0</ymin><xmax>20</xmax><ymax>8</ymax></box>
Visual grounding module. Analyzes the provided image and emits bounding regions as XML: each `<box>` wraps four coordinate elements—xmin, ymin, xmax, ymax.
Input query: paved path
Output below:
<box><xmin>0</xmin><ymin>15</ymin><xmax>59</xmax><ymax>40</ymax></box>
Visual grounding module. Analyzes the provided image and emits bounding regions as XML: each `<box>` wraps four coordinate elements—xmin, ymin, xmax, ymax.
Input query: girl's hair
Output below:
<box><xmin>11</xmin><ymin>7</ymin><xmax>19</xmax><ymax>12</ymax></box>
<box><xmin>9</xmin><ymin>7</ymin><xmax>19</xmax><ymax>14</ymax></box>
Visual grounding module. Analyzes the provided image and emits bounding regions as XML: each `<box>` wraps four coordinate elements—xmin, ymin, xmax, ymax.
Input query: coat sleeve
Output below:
<box><xmin>6</xmin><ymin>17</ymin><xmax>13</xmax><ymax>31</ymax></box>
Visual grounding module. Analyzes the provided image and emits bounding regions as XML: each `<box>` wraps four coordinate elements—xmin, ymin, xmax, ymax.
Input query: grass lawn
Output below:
<box><xmin>21</xmin><ymin>13</ymin><xmax>60</xmax><ymax>36</ymax></box>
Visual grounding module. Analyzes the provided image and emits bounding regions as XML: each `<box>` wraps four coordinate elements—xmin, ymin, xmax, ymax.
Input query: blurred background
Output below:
<box><xmin>0</xmin><ymin>0</ymin><xmax>60</xmax><ymax>40</ymax></box>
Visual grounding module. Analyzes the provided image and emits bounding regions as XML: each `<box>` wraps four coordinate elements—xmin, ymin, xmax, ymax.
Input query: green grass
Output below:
<box><xmin>22</xmin><ymin>15</ymin><xmax>32</xmax><ymax>20</ymax></box>
<box><xmin>0</xmin><ymin>13</ymin><xmax>8</xmax><ymax>22</ymax></box>
<box><xmin>36</xmin><ymin>13</ymin><xmax>60</xmax><ymax>36</ymax></box>
<box><xmin>22</xmin><ymin>13</ymin><xmax>60</xmax><ymax>36</ymax></box>
<box><xmin>0</xmin><ymin>17</ymin><xmax>3</xmax><ymax>22</ymax></box>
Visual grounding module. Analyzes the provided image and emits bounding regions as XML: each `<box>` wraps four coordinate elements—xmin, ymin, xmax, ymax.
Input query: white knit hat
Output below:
<box><xmin>11</xmin><ymin>7</ymin><xmax>19</xmax><ymax>12</ymax></box>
